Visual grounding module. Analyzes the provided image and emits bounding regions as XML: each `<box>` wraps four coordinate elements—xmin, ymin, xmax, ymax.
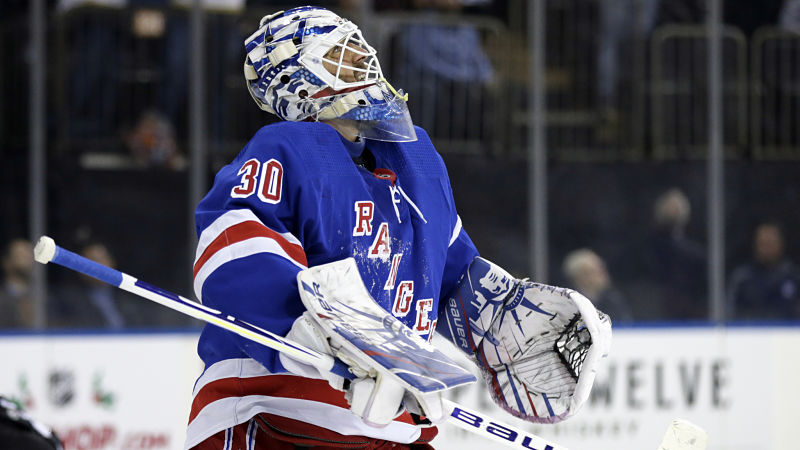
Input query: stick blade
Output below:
<box><xmin>658</xmin><ymin>418</ymin><xmax>708</xmax><ymax>450</ymax></box>
<box><xmin>33</xmin><ymin>236</ymin><xmax>56</xmax><ymax>264</ymax></box>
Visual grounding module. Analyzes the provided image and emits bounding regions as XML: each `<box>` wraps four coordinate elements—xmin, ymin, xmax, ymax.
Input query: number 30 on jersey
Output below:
<box><xmin>230</xmin><ymin>158</ymin><xmax>284</xmax><ymax>204</ymax></box>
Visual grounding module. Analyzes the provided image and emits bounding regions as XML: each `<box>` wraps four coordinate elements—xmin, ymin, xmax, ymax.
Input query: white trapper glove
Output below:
<box><xmin>280</xmin><ymin>312</ymin><xmax>412</xmax><ymax>427</ymax></box>
<box><xmin>440</xmin><ymin>257</ymin><xmax>612</xmax><ymax>424</ymax></box>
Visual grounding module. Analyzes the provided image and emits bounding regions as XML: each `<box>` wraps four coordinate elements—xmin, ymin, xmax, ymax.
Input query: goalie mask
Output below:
<box><xmin>244</xmin><ymin>6</ymin><xmax>416</xmax><ymax>142</ymax></box>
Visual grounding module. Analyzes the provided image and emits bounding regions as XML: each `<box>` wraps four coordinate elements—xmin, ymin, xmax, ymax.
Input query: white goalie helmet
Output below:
<box><xmin>244</xmin><ymin>6</ymin><xmax>416</xmax><ymax>142</ymax></box>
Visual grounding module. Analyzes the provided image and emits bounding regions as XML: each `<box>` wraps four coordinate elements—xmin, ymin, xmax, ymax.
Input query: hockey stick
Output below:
<box><xmin>32</xmin><ymin>236</ymin><xmax>352</xmax><ymax>379</ymax></box>
<box><xmin>34</xmin><ymin>236</ymin><xmax>569</xmax><ymax>450</ymax></box>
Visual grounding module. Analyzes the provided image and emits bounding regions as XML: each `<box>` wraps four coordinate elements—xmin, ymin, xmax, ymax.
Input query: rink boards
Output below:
<box><xmin>1</xmin><ymin>326</ymin><xmax>799</xmax><ymax>450</ymax></box>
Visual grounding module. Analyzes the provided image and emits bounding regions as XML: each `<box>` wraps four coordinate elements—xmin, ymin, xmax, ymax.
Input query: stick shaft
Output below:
<box><xmin>36</xmin><ymin>237</ymin><xmax>569</xmax><ymax>450</ymax></box>
<box><xmin>43</xmin><ymin>240</ymin><xmax>352</xmax><ymax>379</ymax></box>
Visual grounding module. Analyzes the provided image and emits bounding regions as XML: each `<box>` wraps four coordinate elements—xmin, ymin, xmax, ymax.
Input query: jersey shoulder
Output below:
<box><xmin>242</xmin><ymin>121</ymin><xmax>354</xmax><ymax>174</ymax></box>
<box><xmin>196</xmin><ymin>123</ymin><xmax>337</xmax><ymax>236</ymax></box>
<box><xmin>244</xmin><ymin>121</ymin><xmax>324</xmax><ymax>159</ymax></box>
<box><xmin>200</xmin><ymin>121</ymin><xmax>351</xmax><ymax>212</ymax></box>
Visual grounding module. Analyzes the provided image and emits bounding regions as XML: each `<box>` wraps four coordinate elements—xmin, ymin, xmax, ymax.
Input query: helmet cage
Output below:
<box><xmin>297</xmin><ymin>22</ymin><xmax>383</xmax><ymax>90</ymax></box>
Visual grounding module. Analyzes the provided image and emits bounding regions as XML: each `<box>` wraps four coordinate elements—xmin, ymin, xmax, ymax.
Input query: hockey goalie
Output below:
<box><xmin>186</xmin><ymin>6</ymin><xmax>611</xmax><ymax>449</ymax></box>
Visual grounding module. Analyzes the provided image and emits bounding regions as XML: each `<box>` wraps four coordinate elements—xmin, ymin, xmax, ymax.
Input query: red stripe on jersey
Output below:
<box><xmin>192</xmin><ymin>415</ymin><xmax>438</xmax><ymax>449</ymax></box>
<box><xmin>189</xmin><ymin>375</ymin><xmax>422</xmax><ymax>428</ymax></box>
<box><xmin>193</xmin><ymin>221</ymin><xmax>307</xmax><ymax>277</ymax></box>
<box><xmin>189</xmin><ymin>375</ymin><xmax>348</xmax><ymax>424</ymax></box>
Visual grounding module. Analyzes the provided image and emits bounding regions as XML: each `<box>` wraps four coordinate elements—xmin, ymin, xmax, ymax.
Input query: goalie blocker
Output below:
<box><xmin>289</xmin><ymin>258</ymin><xmax>477</xmax><ymax>427</ymax></box>
<box><xmin>438</xmin><ymin>257</ymin><xmax>612</xmax><ymax>423</ymax></box>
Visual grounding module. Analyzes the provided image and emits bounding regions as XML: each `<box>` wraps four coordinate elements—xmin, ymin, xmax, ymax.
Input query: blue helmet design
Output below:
<box><xmin>244</xmin><ymin>7</ymin><xmax>416</xmax><ymax>142</ymax></box>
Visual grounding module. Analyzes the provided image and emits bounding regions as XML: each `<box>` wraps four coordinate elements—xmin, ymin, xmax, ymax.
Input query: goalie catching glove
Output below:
<box><xmin>439</xmin><ymin>257</ymin><xmax>612</xmax><ymax>424</ymax></box>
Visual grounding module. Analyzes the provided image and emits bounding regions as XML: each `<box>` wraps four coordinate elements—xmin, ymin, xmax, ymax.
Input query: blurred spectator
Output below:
<box><xmin>654</xmin><ymin>0</ymin><xmax>706</xmax><ymax>26</ymax></box>
<box><xmin>597</xmin><ymin>0</ymin><xmax>660</xmax><ymax>132</ymax></box>
<box><xmin>49</xmin><ymin>242</ymin><xmax>170</xmax><ymax>329</ymax></box>
<box><xmin>60</xmin><ymin>0</ymin><xmax>243</xmax><ymax>155</ymax></box>
<box><xmin>50</xmin><ymin>241</ymin><xmax>189</xmax><ymax>328</ymax></box>
<box><xmin>397</xmin><ymin>1</ymin><xmax>494</xmax><ymax>83</ymax></box>
<box><xmin>385</xmin><ymin>0</ymin><xmax>495</xmax><ymax>140</ymax></box>
<box><xmin>728</xmin><ymin>223</ymin><xmax>800</xmax><ymax>319</ymax></box>
<box><xmin>156</xmin><ymin>1</ymin><xmax>244</xmax><ymax>156</ymax></box>
<box><xmin>0</xmin><ymin>239</ymin><xmax>35</xmax><ymax>329</ymax></box>
<box><xmin>653</xmin><ymin>0</ymin><xmax>785</xmax><ymax>35</ymax></box>
<box><xmin>563</xmin><ymin>248</ymin><xmax>633</xmax><ymax>322</ymax></box>
<box><xmin>60</xmin><ymin>0</ymin><xmax>123</xmax><ymax>139</ymax></box>
<box><xmin>618</xmin><ymin>188</ymin><xmax>707</xmax><ymax>320</ymax></box>
<box><xmin>124</xmin><ymin>110</ymin><xmax>186</xmax><ymax>169</ymax></box>
<box><xmin>723</xmin><ymin>0</ymin><xmax>784</xmax><ymax>37</ymax></box>
<box><xmin>780</xmin><ymin>0</ymin><xmax>800</xmax><ymax>34</ymax></box>
<box><xmin>50</xmin><ymin>243</ymin><xmax>126</xmax><ymax>329</ymax></box>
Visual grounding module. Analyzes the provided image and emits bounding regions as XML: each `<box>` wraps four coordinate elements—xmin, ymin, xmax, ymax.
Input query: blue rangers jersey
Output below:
<box><xmin>185</xmin><ymin>121</ymin><xmax>479</xmax><ymax>448</ymax></box>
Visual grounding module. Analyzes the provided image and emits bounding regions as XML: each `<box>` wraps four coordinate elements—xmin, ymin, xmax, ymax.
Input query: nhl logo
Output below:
<box><xmin>48</xmin><ymin>369</ymin><xmax>75</xmax><ymax>407</ymax></box>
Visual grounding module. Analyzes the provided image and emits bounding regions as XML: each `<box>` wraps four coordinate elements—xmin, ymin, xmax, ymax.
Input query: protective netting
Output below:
<box><xmin>554</xmin><ymin>314</ymin><xmax>594</xmax><ymax>380</ymax></box>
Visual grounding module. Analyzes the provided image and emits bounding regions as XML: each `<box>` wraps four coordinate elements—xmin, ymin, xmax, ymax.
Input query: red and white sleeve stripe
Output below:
<box><xmin>193</xmin><ymin>209</ymin><xmax>308</xmax><ymax>301</ymax></box>
<box><xmin>184</xmin><ymin>359</ymin><xmax>422</xmax><ymax>450</ymax></box>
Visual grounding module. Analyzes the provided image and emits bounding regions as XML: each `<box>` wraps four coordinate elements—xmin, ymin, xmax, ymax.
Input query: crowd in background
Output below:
<box><xmin>3</xmin><ymin>195</ymin><xmax>799</xmax><ymax>330</ymax></box>
<box><xmin>557</xmin><ymin>189</ymin><xmax>800</xmax><ymax>323</ymax></box>
<box><xmin>2</xmin><ymin>0</ymin><xmax>791</xmax><ymax>163</ymax></box>
<box><xmin>0</xmin><ymin>238</ymin><xmax>191</xmax><ymax>329</ymax></box>
<box><xmin>2</xmin><ymin>0</ymin><xmax>799</xmax><ymax>330</ymax></box>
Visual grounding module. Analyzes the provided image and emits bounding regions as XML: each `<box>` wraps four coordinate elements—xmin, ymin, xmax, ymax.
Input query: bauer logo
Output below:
<box><xmin>447</xmin><ymin>297</ymin><xmax>471</xmax><ymax>352</ymax></box>
<box><xmin>300</xmin><ymin>280</ymin><xmax>332</xmax><ymax>311</ymax></box>
<box><xmin>450</xmin><ymin>407</ymin><xmax>555</xmax><ymax>450</ymax></box>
